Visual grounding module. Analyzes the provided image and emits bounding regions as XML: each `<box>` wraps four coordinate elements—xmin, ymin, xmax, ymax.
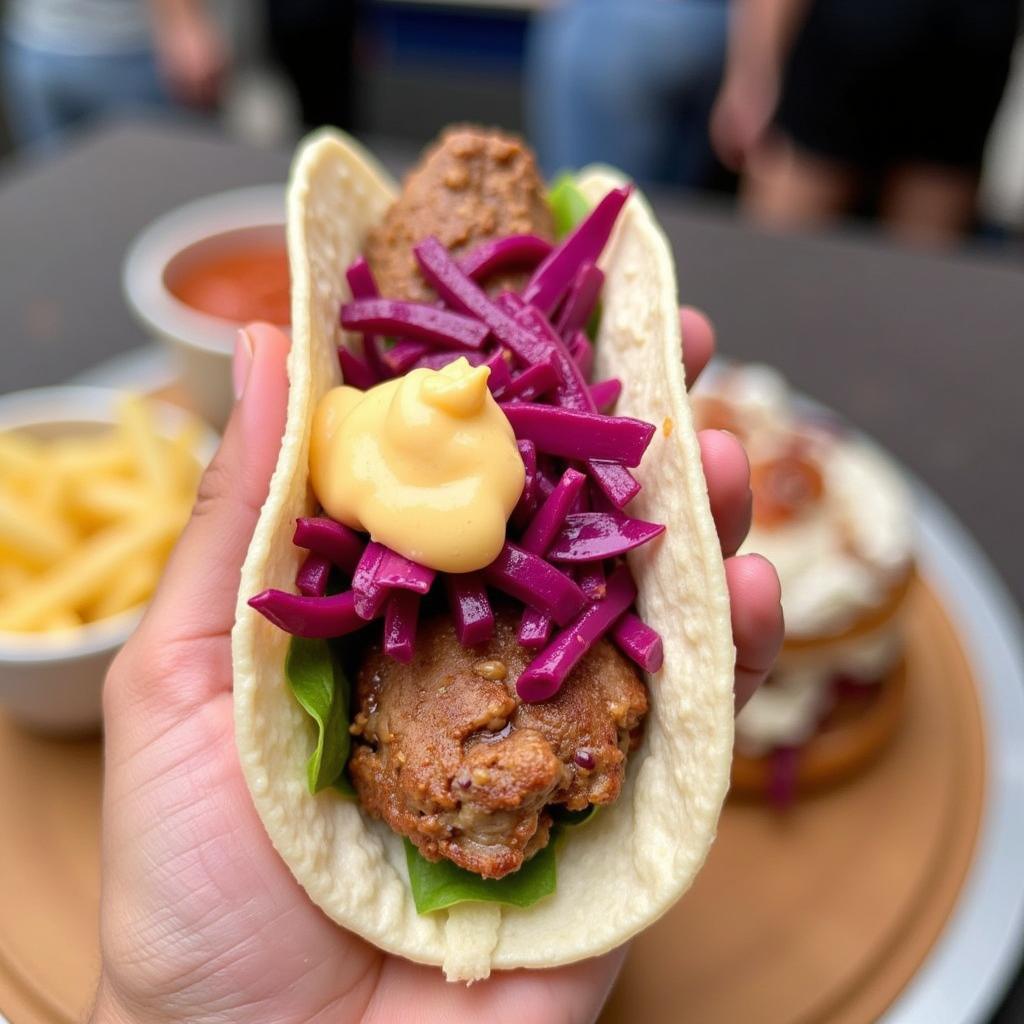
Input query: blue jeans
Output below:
<box><xmin>526</xmin><ymin>0</ymin><xmax>728</xmax><ymax>188</ymax></box>
<box><xmin>1</xmin><ymin>38</ymin><xmax>169</xmax><ymax>149</ymax></box>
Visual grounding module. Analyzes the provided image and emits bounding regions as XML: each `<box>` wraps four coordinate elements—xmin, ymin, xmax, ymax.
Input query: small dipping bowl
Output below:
<box><xmin>0</xmin><ymin>386</ymin><xmax>218</xmax><ymax>734</ymax></box>
<box><xmin>123</xmin><ymin>186</ymin><xmax>287</xmax><ymax>428</ymax></box>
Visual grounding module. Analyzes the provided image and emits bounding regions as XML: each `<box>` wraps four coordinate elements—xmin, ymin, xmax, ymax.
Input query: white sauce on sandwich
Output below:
<box><xmin>693</xmin><ymin>364</ymin><xmax>914</xmax><ymax>753</ymax></box>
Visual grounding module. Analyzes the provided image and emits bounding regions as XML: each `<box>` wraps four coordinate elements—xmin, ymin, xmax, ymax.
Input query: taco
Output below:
<box><xmin>232</xmin><ymin>126</ymin><xmax>734</xmax><ymax>981</ymax></box>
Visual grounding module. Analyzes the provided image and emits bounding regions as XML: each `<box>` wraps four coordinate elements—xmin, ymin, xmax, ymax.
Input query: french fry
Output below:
<box><xmin>50</xmin><ymin>434</ymin><xmax>135</xmax><ymax>478</ymax></box>
<box><xmin>0</xmin><ymin>398</ymin><xmax>204</xmax><ymax>633</ymax></box>
<box><xmin>168</xmin><ymin>421</ymin><xmax>204</xmax><ymax>494</ymax></box>
<box><xmin>0</xmin><ymin>431</ymin><xmax>43</xmax><ymax>477</ymax></box>
<box><xmin>0</xmin><ymin>489</ymin><xmax>76</xmax><ymax>566</ymax></box>
<box><xmin>22</xmin><ymin>469</ymin><xmax>65</xmax><ymax>521</ymax></box>
<box><xmin>90</xmin><ymin>556</ymin><xmax>160</xmax><ymax>620</ymax></box>
<box><xmin>0</xmin><ymin>507</ymin><xmax>187</xmax><ymax>631</ymax></box>
<box><xmin>70</xmin><ymin>477</ymin><xmax>153</xmax><ymax>525</ymax></box>
<box><xmin>118</xmin><ymin>396</ymin><xmax>171</xmax><ymax>496</ymax></box>
<box><xmin>0</xmin><ymin>560</ymin><xmax>31</xmax><ymax>599</ymax></box>
<box><xmin>38</xmin><ymin>608</ymin><xmax>82</xmax><ymax>632</ymax></box>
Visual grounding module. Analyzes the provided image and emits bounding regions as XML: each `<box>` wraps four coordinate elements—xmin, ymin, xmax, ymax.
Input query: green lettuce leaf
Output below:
<box><xmin>333</xmin><ymin>770</ymin><xmax>357</xmax><ymax>798</ymax></box>
<box><xmin>285</xmin><ymin>638</ymin><xmax>596</xmax><ymax>908</ymax></box>
<box><xmin>285</xmin><ymin>637</ymin><xmax>351</xmax><ymax>794</ymax></box>
<box><xmin>549</xmin><ymin>174</ymin><xmax>591</xmax><ymax>239</ymax></box>
<box><xmin>548</xmin><ymin>175</ymin><xmax>603</xmax><ymax>340</ymax></box>
<box><xmin>405</xmin><ymin>835</ymin><xmax>558</xmax><ymax>914</ymax></box>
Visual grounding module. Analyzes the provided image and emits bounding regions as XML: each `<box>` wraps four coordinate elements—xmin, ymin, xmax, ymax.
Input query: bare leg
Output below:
<box><xmin>740</xmin><ymin>134</ymin><xmax>860</xmax><ymax>230</ymax></box>
<box><xmin>878</xmin><ymin>163</ymin><xmax>978</xmax><ymax>246</ymax></box>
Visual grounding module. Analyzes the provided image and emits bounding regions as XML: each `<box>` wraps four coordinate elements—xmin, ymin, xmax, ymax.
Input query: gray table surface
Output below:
<box><xmin>1</xmin><ymin>118</ymin><xmax>1023</xmax><ymax>1022</ymax></box>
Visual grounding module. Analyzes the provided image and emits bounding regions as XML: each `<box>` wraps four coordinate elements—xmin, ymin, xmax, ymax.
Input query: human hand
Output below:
<box><xmin>152</xmin><ymin>3</ymin><xmax>226</xmax><ymax>109</ymax></box>
<box><xmin>709</xmin><ymin>65</ymin><xmax>781</xmax><ymax>173</ymax></box>
<box><xmin>93</xmin><ymin>313</ymin><xmax>782</xmax><ymax>1023</ymax></box>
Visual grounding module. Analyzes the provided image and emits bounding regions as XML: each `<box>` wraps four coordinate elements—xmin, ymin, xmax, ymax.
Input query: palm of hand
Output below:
<box><xmin>95</xmin><ymin>319</ymin><xmax>781</xmax><ymax>1024</ymax></box>
<box><xmin>102</xmin><ymin>686</ymin><xmax>616</xmax><ymax>1023</ymax></box>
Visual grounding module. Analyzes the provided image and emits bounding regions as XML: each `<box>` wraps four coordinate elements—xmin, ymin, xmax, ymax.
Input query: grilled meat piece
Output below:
<box><xmin>349</xmin><ymin>608</ymin><xmax>648</xmax><ymax>879</ymax></box>
<box><xmin>365</xmin><ymin>125</ymin><xmax>555</xmax><ymax>302</ymax></box>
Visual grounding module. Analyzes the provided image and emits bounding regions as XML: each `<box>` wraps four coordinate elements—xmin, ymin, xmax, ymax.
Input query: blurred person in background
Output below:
<box><xmin>1</xmin><ymin>0</ymin><xmax>226</xmax><ymax>150</ymax></box>
<box><xmin>526</xmin><ymin>0</ymin><xmax>729</xmax><ymax>188</ymax></box>
<box><xmin>711</xmin><ymin>0</ymin><xmax>1020</xmax><ymax>245</ymax></box>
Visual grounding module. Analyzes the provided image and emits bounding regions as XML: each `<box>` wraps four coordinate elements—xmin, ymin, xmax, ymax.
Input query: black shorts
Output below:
<box><xmin>774</xmin><ymin>0</ymin><xmax>1019</xmax><ymax>171</ymax></box>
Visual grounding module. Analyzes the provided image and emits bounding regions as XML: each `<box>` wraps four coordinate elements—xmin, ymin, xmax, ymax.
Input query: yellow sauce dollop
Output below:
<box><xmin>309</xmin><ymin>357</ymin><xmax>525</xmax><ymax>574</ymax></box>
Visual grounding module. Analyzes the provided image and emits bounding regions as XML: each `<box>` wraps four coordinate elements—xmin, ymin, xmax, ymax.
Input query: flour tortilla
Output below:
<box><xmin>232</xmin><ymin>129</ymin><xmax>735</xmax><ymax>982</ymax></box>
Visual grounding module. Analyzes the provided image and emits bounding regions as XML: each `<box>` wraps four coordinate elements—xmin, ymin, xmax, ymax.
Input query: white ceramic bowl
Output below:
<box><xmin>0</xmin><ymin>386</ymin><xmax>219</xmax><ymax>734</ymax></box>
<box><xmin>122</xmin><ymin>185</ymin><xmax>286</xmax><ymax>429</ymax></box>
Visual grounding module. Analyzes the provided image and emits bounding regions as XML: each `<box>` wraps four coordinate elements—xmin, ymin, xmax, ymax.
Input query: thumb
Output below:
<box><xmin>153</xmin><ymin>322</ymin><xmax>290</xmax><ymax>643</ymax></box>
<box><xmin>108</xmin><ymin>323</ymin><xmax>290</xmax><ymax>713</ymax></box>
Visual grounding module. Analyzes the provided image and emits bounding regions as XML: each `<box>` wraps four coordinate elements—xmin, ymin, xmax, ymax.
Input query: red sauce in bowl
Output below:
<box><xmin>168</xmin><ymin>238</ymin><xmax>290</xmax><ymax>326</ymax></box>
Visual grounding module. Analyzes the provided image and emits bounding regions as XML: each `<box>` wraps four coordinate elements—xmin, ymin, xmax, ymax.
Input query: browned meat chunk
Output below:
<box><xmin>348</xmin><ymin>608</ymin><xmax>648</xmax><ymax>879</ymax></box>
<box><xmin>364</xmin><ymin>125</ymin><xmax>555</xmax><ymax>302</ymax></box>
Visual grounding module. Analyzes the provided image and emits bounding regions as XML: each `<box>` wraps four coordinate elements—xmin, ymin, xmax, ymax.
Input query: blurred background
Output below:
<box><xmin>2</xmin><ymin>3</ymin><xmax>1024</xmax><ymax>1024</ymax></box>
<box><xmin>2</xmin><ymin>0</ymin><xmax>1024</xmax><ymax>242</ymax></box>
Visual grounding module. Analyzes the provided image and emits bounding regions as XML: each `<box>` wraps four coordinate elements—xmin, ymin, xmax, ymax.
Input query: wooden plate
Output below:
<box><xmin>0</xmin><ymin>575</ymin><xmax>984</xmax><ymax>1024</ymax></box>
<box><xmin>603</xmin><ymin>575</ymin><xmax>985</xmax><ymax>1024</ymax></box>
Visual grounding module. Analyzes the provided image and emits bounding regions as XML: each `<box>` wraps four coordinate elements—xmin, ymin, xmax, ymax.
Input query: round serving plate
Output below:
<box><xmin>880</xmin><ymin>487</ymin><xmax>1024</xmax><ymax>1024</ymax></box>
<box><xmin>602</xmin><ymin>483</ymin><xmax>1024</xmax><ymax>1024</ymax></box>
<box><xmin>0</xmin><ymin>486</ymin><xmax>1021</xmax><ymax>1023</ymax></box>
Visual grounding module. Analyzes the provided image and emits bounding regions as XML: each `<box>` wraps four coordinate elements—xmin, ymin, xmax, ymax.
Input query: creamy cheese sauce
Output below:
<box><xmin>309</xmin><ymin>357</ymin><xmax>525</xmax><ymax>573</ymax></box>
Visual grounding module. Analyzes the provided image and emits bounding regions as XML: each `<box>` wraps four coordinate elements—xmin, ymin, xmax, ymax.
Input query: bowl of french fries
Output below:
<box><xmin>0</xmin><ymin>386</ymin><xmax>216</xmax><ymax>733</ymax></box>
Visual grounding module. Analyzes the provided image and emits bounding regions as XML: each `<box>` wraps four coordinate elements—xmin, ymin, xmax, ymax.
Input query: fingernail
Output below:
<box><xmin>233</xmin><ymin>328</ymin><xmax>254</xmax><ymax>401</ymax></box>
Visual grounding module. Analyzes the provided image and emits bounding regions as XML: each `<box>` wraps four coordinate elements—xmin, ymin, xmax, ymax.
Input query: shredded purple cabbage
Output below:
<box><xmin>589</xmin><ymin>378</ymin><xmax>621</xmax><ymax>412</ymax></box>
<box><xmin>611</xmin><ymin>611</ymin><xmax>664</xmax><ymax>673</ymax></box>
<box><xmin>414</xmin><ymin>237</ymin><xmax>550</xmax><ymax>365</ymax></box>
<box><xmin>483</xmin><ymin>349</ymin><xmax>513</xmax><ymax>397</ymax></box>
<box><xmin>337</xmin><ymin>347</ymin><xmax>378</xmax><ymax>390</ymax></box>
<box><xmin>513</xmin><ymin>304</ymin><xmax>593</xmax><ymax>411</ymax></box>
<box><xmin>344</xmin><ymin>257</ymin><xmax>388</xmax><ymax>378</ymax></box>
<box><xmin>482</xmin><ymin>541</ymin><xmax>586</xmax><ymax>626</ymax></box>
<box><xmin>522</xmin><ymin>185</ymin><xmax>631</xmax><ymax>314</ymax></box>
<box><xmin>351</xmin><ymin>542</ymin><xmax>389</xmax><ymax>620</ymax></box>
<box><xmin>250</xmin><ymin>185</ymin><xmax>670</xmax><ymax>700</ymax></box>
<box><xmin>382</xmin><ymin>340</ymin><xmax>430</xmax><ymax>376</ymax></box>
<box><xmin>249</xmin><ymin>589</ymin><xmax>364</xmax><ymax>639</ymax></box>
<box><xmin>341</xmin><ymin>298</ymin><xmax>488</xmax><ymax>350</ymax></box>
<box><xmin>495</xmin><ymin>290</ymin><xmax>525</xmax><ymax>316</ymax></box>
<box><xmin>515</xmin><ymin>564</ymin><xmax>638</xmax><ymax>701</ymax></box>
<box><xmin>460</xmin><ymin>234</ymin><xmax>553</xmax><ymax>281</ymax></box>
<box><xmin>586</xmin><ymin>460</ymin><xmax>641</xmax><ymax>509</ymax></box>
<box><xmin>518</xmin><ymin>606</ymin><xmax>553</xmax><ymax>649</ymax></box>
<box><xmin>383</xmin><ymin>589</ymin><xmax>420</xmax><ymax>663</ymax></box>
<box><xmin>376</xmin><ymin>549</ymin><xmax>436</xmax><ymax>594</ymax></box>
<box><xmin>520</xmin><ymin>468</ymin><xmax>587</xmax><ymax>555</ymax></box>
<box><xmin>445</xmin><ymin>573</ymin><xmax>495</xmax><ymax>646</ymax></box>
<box><xmin>345</xmin><ymin>256</ymin><xmax>377</xmax><ymax>300</ymax></box>
<box><xmin>546</xmin><ymin>512</ymin><xmax>665</xmax><ymax>563</ymax></box>
<box><xmin>500</xmin><ymin>404</ymin><xmax>655</xmax><ymax>467</ymax></box>
<box><xmin>295</xmin><ymin>552</ymin><xmax>331</xmax><ymax>597</ymax></box>
<box><xmin>503</xmin><ymin>358</ymin><xmax>561</xmax><ymax>403</ymax></box>
<box><xmin>293</xmin><ymin>517</ymin><xmax>363</xmax><ymax>575</ymax></box>
<box><xmin>556</xmin><ymin>263</ymin><xmax>604</xmax><ymax>338</ymax></box>
<box><xmin>414</xmin><ymin>348</ymin><xmax>490</xmax><ymax>371</ymax></box>
<box><xmin>569</xmin><ymin>331</ymin><xmax>595</xmax><ymax>380</ymax></box>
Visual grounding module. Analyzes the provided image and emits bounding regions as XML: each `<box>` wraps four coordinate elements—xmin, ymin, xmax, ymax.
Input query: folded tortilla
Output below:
<box><xmin>232</xmin><ymin>129</ymin><xmax>735</xmax><ymax>982</ymax></box>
